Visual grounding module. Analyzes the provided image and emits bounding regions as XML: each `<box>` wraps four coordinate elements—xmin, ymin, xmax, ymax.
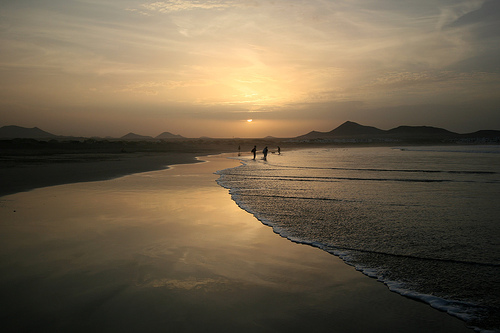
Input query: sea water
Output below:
<box><xmin>216</xmin><ymin>146</ymin><xmax>500</xmax><ymax>332</ymax></box>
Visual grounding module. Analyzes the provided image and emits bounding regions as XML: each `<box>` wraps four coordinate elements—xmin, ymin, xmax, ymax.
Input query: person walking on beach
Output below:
<box><xmin>277</xmin><ymin>146</ymin><xmax>281</xmax><ymax>155</ymax></box>
<box><xmin>251</xmin><ymin>146</ymin><xmax>257</xmax><ymax>160</ymax></box>
<box><xmin>263</xmin><ymin>146</ymin><xmax>268</xmax><ymax>161</ymax></box>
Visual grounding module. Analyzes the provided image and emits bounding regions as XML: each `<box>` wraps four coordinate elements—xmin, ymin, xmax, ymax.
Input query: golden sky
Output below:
<box><xmin>1</xmin><ymin>0</ymin><xmax>499</xmax><ymax>138</ymax></box>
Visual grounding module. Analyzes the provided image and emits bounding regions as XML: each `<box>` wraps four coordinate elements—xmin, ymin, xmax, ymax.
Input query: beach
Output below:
<box><xmin>0</xmin><ymin>153</ymin><xmax>473</xmax><ymax>332</ymax></box>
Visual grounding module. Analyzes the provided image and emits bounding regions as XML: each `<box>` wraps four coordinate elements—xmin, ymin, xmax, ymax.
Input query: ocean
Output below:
<box><xmin>216</xmin><ymin>145</ymin><xmax>500</xmax><ymax>332</ymax></box>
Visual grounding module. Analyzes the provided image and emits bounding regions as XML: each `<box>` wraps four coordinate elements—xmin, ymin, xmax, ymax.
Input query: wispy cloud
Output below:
<box><xmin>137</xmin><ymin>0</ymin><xmax>240</xmax><ymax>14</ymax></box>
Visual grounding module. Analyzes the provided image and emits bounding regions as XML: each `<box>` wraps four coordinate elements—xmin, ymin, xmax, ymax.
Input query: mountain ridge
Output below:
<box><xmin>156</xmin><ymin>131</ymin><xmax>184</xmax><ymax>139</ymax></box>
<box><xmin>0</xmin><ymin>126</ymin><xmax>185</xmax><ymax>140</ymax></box>
<box><xmin>0</xmin><ymin>125</ymin><xmax>57</xmax><ymax>139</ymax></box>
<box><xmin>295</xmin><ymin>121</ymin><xmax>500</xmax><ymax>140</ymax></box>
<box><xmin>120</xmin><ymin>132</ymin><xmax>154</xmax><ymax>140</ymax></box>
<box><xmin>1</xmin><ymin>122</ymin><xmax>499</xmax><ymax>141</ymax></box>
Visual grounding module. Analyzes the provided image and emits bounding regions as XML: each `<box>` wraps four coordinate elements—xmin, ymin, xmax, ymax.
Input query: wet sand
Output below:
<box><xmin>0</xmin><ymin>154</ymin><xmax>472</xmax><ymax>332</ymax></box>
<box><xmin>0</xmin><ymin>152</ymin><xmax>201</xmax><ymax>197</ymax></box>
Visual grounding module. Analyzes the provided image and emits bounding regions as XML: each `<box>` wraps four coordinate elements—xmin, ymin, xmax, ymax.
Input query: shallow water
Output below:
<box><xmin>217</xmin><ymin>146</ymin><xmax>500</xmax><ymax>332</ymax></box>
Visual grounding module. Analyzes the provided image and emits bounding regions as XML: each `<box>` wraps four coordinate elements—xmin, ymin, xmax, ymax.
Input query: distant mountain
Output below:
<box><xmin>155</xmin><ymin>131</ymin><xmax>184</xmax><ymax>139</ymax></box>
<box><xmin>298</xmin><ymin>121</ymin><xmax>384</xmax><ymax>139</ymax></box>
<box><xmin>0</xmin><ymin>125</ymin><xmax>57</xmax><ymax>139</ymax></box>
<box><xmin>297</xmin><ymin>121</ymin><xmax>385</xmax><ymax>140</ymax></box>
<box><xmin>386</xmin><ymin>125</ymin><xmax>456</xmax><ymax>137</ymax></box>
<box><xmin>330</xmin><ymin>121</ymin><xmax>385</xmax><ymax>137</ymax></box>
<box><xmin>296</xmin><ymin>121</ymin><xmax>500</xmax><ymax>142</ymax></box>
<box><xmin>461</xmin><ymin>130</ymin><xmax>500</xmax><ymax>138</ymax></box>
<box><xmin>120</xmin><ymin>132</ymin><xmax>154</xmax><ymax>140</ymax></box>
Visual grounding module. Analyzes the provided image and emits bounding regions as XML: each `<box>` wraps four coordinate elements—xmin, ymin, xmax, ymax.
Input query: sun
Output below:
<box><xmin>247</xmin><ymin>119</ymin><xmax>253</xmax><ymax>123</ymax></box>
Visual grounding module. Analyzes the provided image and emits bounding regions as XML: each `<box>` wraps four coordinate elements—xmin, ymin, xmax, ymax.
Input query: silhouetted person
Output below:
<box><xmin>251</xmin><ymin>146</ymin><xmax>257</xmax><ymax>160</ymax></box>
<box><xmin>238</xmin><ymin>145</ymin><xmax>241</xmax><ymax>156</ymax></box>
<box><xmin>277</xmin><ymin>146</ymin><xmax>281</xmax><ymax>155</ymax></box>
<box><xmin>263</xmin><ymin>146</ymin><xmax>268</xmax><ymax>161</ymax></box>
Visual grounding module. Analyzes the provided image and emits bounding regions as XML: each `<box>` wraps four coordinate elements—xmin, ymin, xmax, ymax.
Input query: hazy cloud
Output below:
<box><xmin>139</xmin><ymin>0</ymin><xmax>239</xmax><ymax>13</ymax></box>
<box><xmin>446</xmin><ymin>0</ymin><xmax>500</xmax><ymax>29</ymax></box>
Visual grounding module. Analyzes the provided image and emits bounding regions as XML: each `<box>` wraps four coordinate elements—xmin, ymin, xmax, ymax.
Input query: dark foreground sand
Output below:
<box><xmin>0</xmin><ymin>154</ymin><xmax>473</xmax><ymax>332</ymax></box>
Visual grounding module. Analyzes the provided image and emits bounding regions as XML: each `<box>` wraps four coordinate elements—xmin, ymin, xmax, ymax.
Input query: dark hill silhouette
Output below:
<box><xmin>297</xmin><ymin>121</ymin><xmax>386</xmax><ymax>140</ymax></box>
<box><xmin>463</xmin><ymin>130</ymin><xmax>498</xmax><ymax>137</ymax></box>
<box><xmin>386</xmin><ymin>126</ymin><xmax>456</xmax><ymax>137</ymax></box>
<box><xmin>155</xmin><ymin>132</ymin><xmax>184</xmax><ymax>139</ymax></box>
<box><xmin>296</xmin><ymin>121</ymin><xmax>500</xmax><ymax>142</ymax></box>
<box><xmin>299</xmin><ymin>130</ymin><xmax>323</xmax><ymax>139</ymax></box>
<box><xmin>329</xmin><ymin>121</ymin><xmax>385</xmax><ymax>137</ymax></box>
<box><xmin>0</xmin><ymin>125</ymin><xmax>57</xmax><ymax>139</ymax></box>
<box><xmin>121</xmin><ymin>133</ymin><xmax>154</xmax><ymax>140</ymax></box>
<box><xmin>2</xmin><ymin>122</ymin><xmax>498</xmax><ymax>142</ymax></box>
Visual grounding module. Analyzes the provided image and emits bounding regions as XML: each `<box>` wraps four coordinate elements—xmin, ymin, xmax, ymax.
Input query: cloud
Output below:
<box><xmin>445</xmin><ymin>0</ymin><xmax>500</xmax><ymax>30</ymax></box>
<box><xmin>138</xmin><ymin>0</ymin><xmax>239</xmax><ymax>14</ymax></box>
<box><xmin>1</xmin><ymin>0</ymin><xmax>499</xmax><ymax>136</ymax></box>
<box><xmin>442</xmin><ymin>0</ymin><xmax>500</xmax><ymax>72</ymax></box>
<box><xmin>371</xmin><ymin>71</ymin><xmax>497</xmax><ymax>89</ymax></box>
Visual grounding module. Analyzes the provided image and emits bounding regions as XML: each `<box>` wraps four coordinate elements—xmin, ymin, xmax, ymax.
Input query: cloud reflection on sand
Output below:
<box><xmin>144</xmin><ymin>277</ymin><xmax>230</xmax><ymax>291</ymax></box>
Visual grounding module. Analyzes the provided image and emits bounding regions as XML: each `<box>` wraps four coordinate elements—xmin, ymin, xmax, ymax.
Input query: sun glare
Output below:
<box><xmin>247</xmin><ymin>119</ymin><xmax>253</xmax><ymax>122</ymax></box>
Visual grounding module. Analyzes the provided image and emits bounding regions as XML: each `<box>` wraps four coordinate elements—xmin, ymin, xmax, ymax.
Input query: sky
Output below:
<box><xmin>1</xmin><ymin>0</ymin><xmax>499</xmax><ymax>138</ymax></box>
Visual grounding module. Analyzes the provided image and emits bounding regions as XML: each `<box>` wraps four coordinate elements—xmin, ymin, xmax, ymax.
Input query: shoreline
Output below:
<box><xmin>0</xmin><ymin>151</ymin><xmax>203</xmax><ymax>197</ymax></box>
<box><xmin>2</xmin><ymin>142</ymin><xmax>498</xmax><ymax>198</ymax></box>
<box><xmin>0</xmin><ymin>153</ymin><xmax>473</xmax><ymax>332</ymax></box>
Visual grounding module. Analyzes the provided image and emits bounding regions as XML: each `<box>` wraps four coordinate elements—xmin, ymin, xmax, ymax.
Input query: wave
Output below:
<box><xmin>320</xmin><ymin>243</ymin><xmax>500</xmax><ymax>268</ymax></box>
<box><xmin>273</xmin><ymin>164</ymin><xmax>498</xmax><ymax>175</ymax></box>
<box><xmin>396</xmin><ymin>146</ymin><xmax>500</xmax><ymax>155</ymax></box>
<box><xmin>225</xmin><ymin>190</ymin><xmax>499</xmax><ymax>268</ymax></box>
<box><xmin>222</xmin><ymin>174</ymin><xmax>462</xmax><ymax>183</ymax></box>
<box><xmin>233</xmin><ymin>192</ymin><xmax>434</xmax><ymax>208</ymax></box>
<box><xmin>236</xmin><ymin>193</ymin><xmax>349</xmax><ymax>202</ymax></box>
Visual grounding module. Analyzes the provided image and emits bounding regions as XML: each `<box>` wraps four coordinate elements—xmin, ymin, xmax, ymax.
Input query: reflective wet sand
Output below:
<box><xmin>0</xmin><ymin>154</ymin><xmax>472</xmax><ymax>332</ymax></box>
